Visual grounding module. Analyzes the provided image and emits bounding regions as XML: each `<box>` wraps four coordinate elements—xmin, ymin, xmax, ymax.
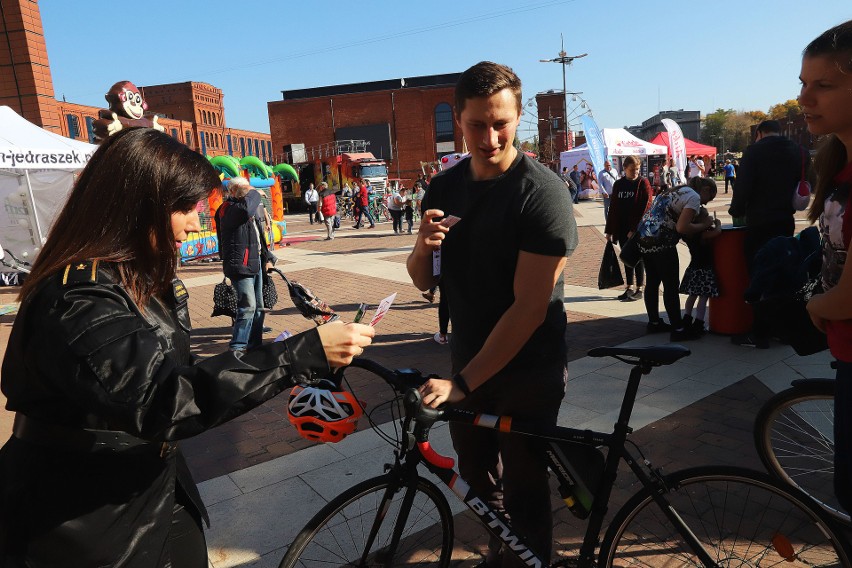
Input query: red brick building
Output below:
<box><xmin>1</xmin><ymin>0</ymin><xmax>271</xmax><ymax>160</ymax></box>
<box><xmin>0</xmin><ymin>0</ymin><xmax>60</xmax><ymax>132</ymax></box>
<box><xmin>267</xmin><ymin>74</ymin><xmax>464</xmax><ymax>184</ymax></box>
<box><xmin>535</xmin><ymin>90</ymin><xmax>573</xmax><ymax>166</ymax></box>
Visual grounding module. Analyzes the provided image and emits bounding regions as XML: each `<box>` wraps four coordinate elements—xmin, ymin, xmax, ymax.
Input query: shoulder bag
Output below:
<box><xmin>212</xmin><ymin>277</ymin><xmax>238</xmax><ymax>318</ymax></box>
<box><xmin>792</xmin><ymin>146</ymin><xmax>811</xmax><ymax>212</ymax></box>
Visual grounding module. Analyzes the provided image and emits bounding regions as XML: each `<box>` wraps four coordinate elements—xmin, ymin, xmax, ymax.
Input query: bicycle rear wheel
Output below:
<box><xmin>600</xmin><ymin>466</ymin><xmax>849</xmax><ymax>567</ymax></box>
<box><xmin>279</xmin><ymin>473</ymin><xmax>453</xmax><ymax>568</ymax></box>
<box><xmin>754</xmin><ymin>381</ymin><xmax>848</xmax><ymax>524</ymax></box>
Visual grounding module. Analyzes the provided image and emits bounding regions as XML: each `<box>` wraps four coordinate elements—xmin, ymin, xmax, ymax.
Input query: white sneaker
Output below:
<box><xmin>433</xmin><ymin>332</ymin><xmax>448</xmax><ymax>345</ymax></box>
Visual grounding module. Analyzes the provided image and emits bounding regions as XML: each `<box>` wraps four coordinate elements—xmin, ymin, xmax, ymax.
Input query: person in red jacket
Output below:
<box><xmin>319</xmin><ymin>182</ymin><xmax>338</xmax><ymax>240</ymax></box>
<box><xmin>353</xmin><ymin>181</ymin><xmax>375</xmax><ymax>229</ymax></box>
<box><xmin>604</xmin><ymin>155</ymin><xmax>652</xmax><ymax>302</ymax></box>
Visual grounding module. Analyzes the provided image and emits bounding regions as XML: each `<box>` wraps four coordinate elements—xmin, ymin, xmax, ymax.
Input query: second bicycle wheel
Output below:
<box><xmin>279</xmin><ymin>474</ymin><xmax>453</xmax><ymax>568</ymax></box>
<box><xmin>754</xmin><ymin>381</ymin><xmax>848</xmax><ymax>524</ymax></box>
<box><xmin>600</xmin><ymin>466</ymin><xmax>849</xmax><ymax>567</ymax></box>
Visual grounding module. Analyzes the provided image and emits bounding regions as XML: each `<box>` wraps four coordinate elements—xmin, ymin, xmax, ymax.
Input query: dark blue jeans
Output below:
<box><xmin>836</xmin><ymin>360</ymin><xmax>852</xmax><ymax>514</ymax></box>
<box><xmin>230</xmin><ymin>270</ymin><xmax>265</xmax><ymax>351</ymax></box>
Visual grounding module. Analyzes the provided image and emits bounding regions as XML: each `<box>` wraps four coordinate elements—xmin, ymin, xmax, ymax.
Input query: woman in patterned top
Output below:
<box><xmin>802</xmin><ymin>18</ymin><xmax>852</xmax><ymax>515</ymax></box>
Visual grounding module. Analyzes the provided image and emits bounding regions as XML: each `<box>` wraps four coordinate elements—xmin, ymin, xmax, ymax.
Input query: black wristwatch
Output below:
<box><xmin>452</xmin><ymin>373</ymin><xmax>471</xmax><ymax>396</ymax></box>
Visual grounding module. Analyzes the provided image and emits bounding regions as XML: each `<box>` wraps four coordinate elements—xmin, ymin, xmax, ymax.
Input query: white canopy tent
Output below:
<box><xmin>559</xmin><ymin>128</ymin><xmax>668</xmax><ymax>199</ymax></box>
<box><xmin>0</xmin><ymin>106</ymin><xmax>96</xmax><ymax>258</ymax></box>
<box><xmin>560</xmin><ymin>128</ymin><xmax>668</xmax><ymax>171</ymax></box>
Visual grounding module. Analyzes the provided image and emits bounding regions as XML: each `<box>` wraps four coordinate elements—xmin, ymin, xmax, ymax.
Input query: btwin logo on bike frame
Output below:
<box><xmin>465</xmin><ymin>496</ymin><xmax>543</xmax><ymax>568</ymax></box>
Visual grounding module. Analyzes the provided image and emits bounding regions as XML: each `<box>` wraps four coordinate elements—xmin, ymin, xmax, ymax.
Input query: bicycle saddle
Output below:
<box><xmin>587</xmin><ymin>344</ymin><xmax>690</xmax><ymax>365</ymax></box>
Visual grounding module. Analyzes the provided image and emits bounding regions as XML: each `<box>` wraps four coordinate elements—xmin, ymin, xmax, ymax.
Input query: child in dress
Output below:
<box><xmin>679</xmin><ymin>205</ymin><xmax>722</xmax><ymax>338</ymax></box>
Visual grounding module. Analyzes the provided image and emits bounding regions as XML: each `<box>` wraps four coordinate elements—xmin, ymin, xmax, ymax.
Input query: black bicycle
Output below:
<box><xmin>279</xmin><ymin>345</ymin><xmax>850</xmax><ymax>567</ymax></box>
<box><xmin>754</xmin><ymin>375</ymin><xmax>848</xmax><ymax>524</ymax></box>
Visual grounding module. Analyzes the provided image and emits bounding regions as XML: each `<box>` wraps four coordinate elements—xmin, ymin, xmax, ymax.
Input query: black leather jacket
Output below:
<box><xmin>0</xmin><ymin>262</ymin><xmax>328</xmax><ymax>566</ymax></box>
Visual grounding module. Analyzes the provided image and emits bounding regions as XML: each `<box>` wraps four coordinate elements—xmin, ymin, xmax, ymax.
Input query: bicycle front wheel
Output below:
<box><xmin>600</xmin><ymin>466</ymin><xmax>849</xmax><ymax>567</ymax></box>
<box><xmin>754</xmin><ymin>381</ymin><xmax>848</xmax><ymax>524</ymax></box>
<box><xmin>279</xmin><ymin>474</ymin><xmax>454</xmax><ymax>568</ymax></box>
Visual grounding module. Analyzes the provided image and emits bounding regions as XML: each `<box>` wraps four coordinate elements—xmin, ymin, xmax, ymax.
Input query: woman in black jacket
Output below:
<box><xmin>604</xmin><ymin>156</ymin><xmax>652</xmax><ymax>301</ymax></box>
<box><xmin>0</xmin><ymin>128</ymin><xmax>375</xmax><ymax>567</ymax></box>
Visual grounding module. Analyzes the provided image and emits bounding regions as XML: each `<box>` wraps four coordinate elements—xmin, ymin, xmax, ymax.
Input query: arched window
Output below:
<box><xmin>212</xmin><ymin>113</ymin><xmax>217</xmax><ymax>126</ymax></box>
<box><xmin>435</xmin><ymin>102</ymin><xmax>454</xmax><ymax>143</ymax></box>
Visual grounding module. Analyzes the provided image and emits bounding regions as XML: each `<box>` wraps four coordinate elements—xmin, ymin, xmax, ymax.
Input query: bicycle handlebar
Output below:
<box><xmin>328</xmin><ymin>359</ymin><xmax>457</xmax><ymax>469</ymax></box>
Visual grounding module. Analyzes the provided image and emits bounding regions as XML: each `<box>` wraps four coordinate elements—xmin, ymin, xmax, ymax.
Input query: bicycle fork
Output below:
<box><xmin>358</xmin><ymin>464</ymin><xmax>422</xmax><ymax>567</ymax></box>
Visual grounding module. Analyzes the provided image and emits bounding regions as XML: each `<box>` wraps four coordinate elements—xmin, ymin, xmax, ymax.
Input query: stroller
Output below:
<box><xmin>746</xmin><ymin>226</ymin><xmax>826</xmax><ymax>356</ymax></box>
<box><xmin>212</xmin><ymin>267</ymin><xmax>338</xmax><ymax>325</ymax></box>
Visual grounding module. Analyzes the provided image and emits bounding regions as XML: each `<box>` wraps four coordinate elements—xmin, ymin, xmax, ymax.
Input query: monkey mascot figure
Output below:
<box><xmin>92</xmin><ymin>81</ymin><xmax>165</xmax><ymax>143</ymax></box>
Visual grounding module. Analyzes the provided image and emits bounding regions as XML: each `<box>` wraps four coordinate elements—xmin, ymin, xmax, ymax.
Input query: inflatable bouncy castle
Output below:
<box><xmin>178</xmin><ymin>156</ymin><xmax>300</xmax><ymax>262</ymax></box>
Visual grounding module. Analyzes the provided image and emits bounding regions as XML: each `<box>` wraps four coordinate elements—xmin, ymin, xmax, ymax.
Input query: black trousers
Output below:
<box><xmin>724</xmin><ymin>177</ymin><xmax>735</xmax><ymax>193</ymax></box>
<box><xmin>835</xmin><ymin>361</ymin><xmax>852</xmax><ymax>514</ymax></box>
<box><xmin>449</xmin><ymin>359</ymin><xmax>566</xmax><ymax>568</ymax></box>
<box><xmin>642</xmin><ymin>247</ymin><xmax>682</xmax><ymax>327</ymax></box>
<box><xmin>389</xmin><ymin>209</ymin><xmax>403</xmax><ymax>232</ymax></box>
<box><xmin>617</xmin><ymin>235</ymin><xmax>644</xmax><ymax>287</ymax></box>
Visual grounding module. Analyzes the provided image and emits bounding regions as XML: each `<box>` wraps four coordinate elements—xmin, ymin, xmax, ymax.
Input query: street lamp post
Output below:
<box><xmin>540</xmin><ymin>35</ymin><xmax>587</xmax><ymax>157</ymax></box>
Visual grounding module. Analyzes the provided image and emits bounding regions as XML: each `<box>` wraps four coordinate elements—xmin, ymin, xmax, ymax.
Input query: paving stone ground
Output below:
<box><xmin>180</xmin><ymin>224</ymin><xmax>646</xmax><ymax>481</ymax></box>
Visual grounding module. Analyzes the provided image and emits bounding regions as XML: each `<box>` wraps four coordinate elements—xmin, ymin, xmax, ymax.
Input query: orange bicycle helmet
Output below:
<box><xmin>287</xmin><ymin>380</ymin><xmax>364</xmax><ymax>443</ymax></box>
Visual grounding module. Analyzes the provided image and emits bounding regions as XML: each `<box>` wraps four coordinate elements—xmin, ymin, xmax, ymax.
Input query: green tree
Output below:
<box><xmin>702</xmin><ymin>108</ymin><xmax>733</xmax><ymax>143</ymax></box>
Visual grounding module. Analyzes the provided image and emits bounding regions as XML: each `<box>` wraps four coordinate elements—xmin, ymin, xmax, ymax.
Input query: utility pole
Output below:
<box><xmin>540</xmin><ymin>35</ymin><xmax>587</xmax><ymax>155</ymax></box>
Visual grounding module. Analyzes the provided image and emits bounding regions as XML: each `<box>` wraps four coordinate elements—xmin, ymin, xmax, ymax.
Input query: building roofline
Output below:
<box><xmin>278</xmin><ymin>72</ymin><xmax>462</xmax><ymax>101</ymax></box>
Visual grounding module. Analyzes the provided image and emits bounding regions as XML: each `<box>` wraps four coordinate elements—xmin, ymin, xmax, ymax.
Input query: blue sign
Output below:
<box><xmin>581</xmin><ymin>115</ymin><xmax>606</xmax><ymax>175</ymax></box>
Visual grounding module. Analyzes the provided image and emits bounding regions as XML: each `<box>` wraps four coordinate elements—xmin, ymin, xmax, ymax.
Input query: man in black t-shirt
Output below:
<box><xmin>408</xmin><ymin>62</ymin><xmax>578</xmax><ymax>568</ymax></box>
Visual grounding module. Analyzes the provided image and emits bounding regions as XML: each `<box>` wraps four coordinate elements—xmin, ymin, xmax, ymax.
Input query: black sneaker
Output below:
<box><xmin>732</xmin><ymin>333</ymin><xmax>769</xmax><ymax>349</ymax></box>
<box><xmin>670</xmin><ymin>327</ymin><xmax>695</xmax><ymax>342</ymax></box>
<box><xmin>646</xmin><ymin>320</ymin><xmax>672</xmax><ymax>334</ymax></box>
<box><xmin>630</xmin><ymin>289</ymin><xmax>644</xmax><ymax>300</ymax></box>
<box><xmin>617</xmin><ymin>289</ymin><xmax>634</xmax><ymax>301</ymax></box>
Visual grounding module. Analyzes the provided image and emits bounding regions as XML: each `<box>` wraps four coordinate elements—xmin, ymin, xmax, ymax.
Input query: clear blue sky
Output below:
<box><xmin>41</xmin><ymin>0</ymin><xmax>851</xmax><ymax>142</ymax></box>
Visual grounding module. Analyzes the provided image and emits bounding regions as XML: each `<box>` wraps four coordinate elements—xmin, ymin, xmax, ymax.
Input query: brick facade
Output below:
<box><xmin>535</xmin><ymin>91</ymin><xmax>571</xmax><ymax>165</ymax></box>
<box><xmin>268</xmin><ymin>76</ymin><xmax>463</xmax><ymax>183</ymax></box>
<box><xmin>2</xmin><ymin>0</ymin><xmax>270</xmax><ymax>161</ymax></box>
<box><xmin>0</xmin><ymin>0</ymin><xmax>60</xmax><ymax>132</ymax></box>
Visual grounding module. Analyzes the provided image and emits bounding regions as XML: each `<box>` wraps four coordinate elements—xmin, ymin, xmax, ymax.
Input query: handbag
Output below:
<box><xmin>618</xmin><ymin>232</ymin><xmax>643</xmax><ymax>268</ymax></box>
<box><xmin>792</xmin><ymin>146</ymin><xmax>811</xmax><ymax>211</ymax></box>
<box><xmin>211</xmin><ymin>278</ymin><xmax>238</xmax><ymax>318</ymax></box>
<box><xmin>598</xmin><ymin>241</ymin><xmax>624</xmax><ymax>289</ymax></box>
<box><xmin>262</xmin><ymin>272</ymin><xmax>278</xmax><ymax>310</ymax></box>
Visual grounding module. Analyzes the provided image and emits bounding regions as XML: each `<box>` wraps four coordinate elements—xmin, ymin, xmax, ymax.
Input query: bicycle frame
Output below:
<box><xmin>393</xmin><ymin>361</ymin><xmax>719</xmax><ymax>568</ymax></box>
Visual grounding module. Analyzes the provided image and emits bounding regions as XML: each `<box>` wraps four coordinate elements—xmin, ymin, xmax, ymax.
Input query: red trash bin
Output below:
<box><xmin>709</xmin><ymin>226</ymin><xmax>753</xmax><ymax>334</ymax></box>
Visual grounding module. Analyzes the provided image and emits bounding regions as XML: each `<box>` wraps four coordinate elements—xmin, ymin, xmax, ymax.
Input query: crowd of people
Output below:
<box><xmin>2</xmin><ymin>17</ymin><xmax>852</xmax><ymax>568</ymax></box>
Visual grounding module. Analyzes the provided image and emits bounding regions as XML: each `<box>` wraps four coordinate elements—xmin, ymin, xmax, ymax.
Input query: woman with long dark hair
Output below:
<box><xmin>802</xmin><ymin>19</ymin><xmax>852</xmax><ymax>515</ymax></box>
<box><xmin>0</xmin><ymin>128</ymin><xmax>374</xmax><ymax>567</ymax></box>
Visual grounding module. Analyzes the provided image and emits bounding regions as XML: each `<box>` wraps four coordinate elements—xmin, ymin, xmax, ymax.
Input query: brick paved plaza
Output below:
<box><xmin>0</xmin><ymin>192</ymin><xmax>842</xmax><ymax>566</ymax></box>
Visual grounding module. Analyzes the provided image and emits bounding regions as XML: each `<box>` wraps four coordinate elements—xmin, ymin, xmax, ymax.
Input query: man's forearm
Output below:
<box><xmin>459</xmin><ymin>301</ymin><xmax>548</xmax><ymax>391</ymax></box>
<box><xmin>407</xmin><ymin>245</ymin><xmax>438</xmax><ymax>291</ymax></box>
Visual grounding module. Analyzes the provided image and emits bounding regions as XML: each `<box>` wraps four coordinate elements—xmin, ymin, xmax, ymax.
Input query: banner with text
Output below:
<box><xmin>581</xmin><ymin>115</ymin><xmax>606</xmax><ymax>175</ymax></box>
<box><xmin>661</xmin><ymin>118</ymin><xmax>686</xmax><ymax>184</ymax></box>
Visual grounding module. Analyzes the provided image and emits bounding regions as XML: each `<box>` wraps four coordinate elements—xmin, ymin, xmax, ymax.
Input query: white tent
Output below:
<box><xmin>560</xmin><ymin>128</ymin><xmax>668</xmax><ymax>171</ymax></box>
<box><xmin>0</xmin><ymin>106</ymin><xmax>96</xmax><ymax>258</ymax></box>
<box><xmin>559</xmin><ymin>128</ymin><xmax>668</xmax><ymax>199</ymax></box>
